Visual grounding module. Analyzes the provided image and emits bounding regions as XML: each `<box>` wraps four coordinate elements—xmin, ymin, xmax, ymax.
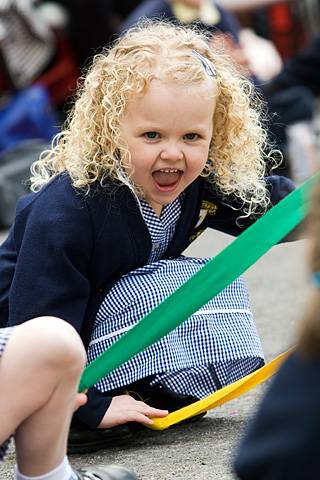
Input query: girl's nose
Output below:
<box><xmin>160</xmin><ymin>144</ymin><xmax>184</xmax><ymax>161</ymax></box>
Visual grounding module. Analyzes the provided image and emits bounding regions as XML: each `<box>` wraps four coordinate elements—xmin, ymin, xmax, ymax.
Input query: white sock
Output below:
<box><xmin>16</xmin><ymin>456</ymin><xmax>77</xmax><ymax>480</ymax></box>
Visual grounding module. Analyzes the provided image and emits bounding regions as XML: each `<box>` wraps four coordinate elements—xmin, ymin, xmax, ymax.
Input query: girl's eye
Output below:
<box><xmin>144</xmin><ymin>132</ymin><xmax>159</xmax><ymax>140</ymax></box>
<box><xmin>184</xmin><ymin>133</ymin><xmax>199</xmax><ymax>141</ymax></box>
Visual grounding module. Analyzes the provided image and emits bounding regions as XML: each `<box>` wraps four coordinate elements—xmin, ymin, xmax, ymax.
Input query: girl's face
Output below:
<box><xmin>119</xmin><ymin>79</ymin><xmax>217</xmax><ymax>216</ymax></box>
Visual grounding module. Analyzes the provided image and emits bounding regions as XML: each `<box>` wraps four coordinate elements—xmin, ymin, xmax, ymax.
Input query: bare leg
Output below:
<box><xmin>0</xmin><ymin>317</ymin><xmax>86</xmax><ymax>476</ymax></box>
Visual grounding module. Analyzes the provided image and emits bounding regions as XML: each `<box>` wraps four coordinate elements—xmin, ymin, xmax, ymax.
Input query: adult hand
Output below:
<box><xmin>98</xmin><ymin>394</ymin><xmax>168</xmax><ymax>428</ymax></box>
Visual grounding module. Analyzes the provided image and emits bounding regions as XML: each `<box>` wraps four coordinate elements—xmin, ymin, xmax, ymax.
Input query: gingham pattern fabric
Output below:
<box><xmin>88</xmin><ymin>257</ymin><xmax>264</xmax><ymax>398</ymax></box>
<box><xmin>0</xmin><ymin>326</ymin><xmax>15</xmax><ymax>461</ymax></box>
<box><xmin>152</xmin><ymin>357</ymin><xmax>263</xmax><ymax>398</ymax></box>
<box><xmin>139</xmin><ymin>196</ymin><xmax>183</xmax><ymax>263</ymax></box>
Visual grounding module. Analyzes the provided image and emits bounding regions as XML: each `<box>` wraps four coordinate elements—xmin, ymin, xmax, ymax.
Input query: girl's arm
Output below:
<box><xmin>7</xmin><ymin>182</ymin><xmax>93</xmax><ymax>330</ymax></box>
<box><xmin>194</xmin><ymin>175</ymin><xmax>295</xmax><ymax>238</ymax></box>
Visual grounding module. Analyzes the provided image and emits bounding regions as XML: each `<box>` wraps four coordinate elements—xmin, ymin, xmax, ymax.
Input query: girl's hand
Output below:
<box><xmin>98</xmin><ymin>394</ymin><xmax>168</xmax><ymax>428</ymax></box>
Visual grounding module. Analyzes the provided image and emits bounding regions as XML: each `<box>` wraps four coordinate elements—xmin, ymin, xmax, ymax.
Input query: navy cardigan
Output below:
<box><xmin>0</xmin><ymin>173</ymin><xmax>294</xmax><ymax>427</ymax></box>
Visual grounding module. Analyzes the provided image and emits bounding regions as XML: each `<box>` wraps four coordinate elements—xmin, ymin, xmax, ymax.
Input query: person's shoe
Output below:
<box><xmin>74</xmin><ymin>465</ymin><xmax>138</xmax><ymax>479</ymax></box>
<box><xmin>68</xmin><ymin>420</ymin><xmax>134</xmax><ymax>454</ymax></box>
<box><xmin>127</xmin><ymin>381</ymin><xmax>200</xmax><ymax>412</ymax></box>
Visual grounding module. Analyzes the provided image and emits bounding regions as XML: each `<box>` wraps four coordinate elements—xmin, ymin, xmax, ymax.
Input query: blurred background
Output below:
<box><xmin>1</xmin><ymin>0</ymin><xmax>320</xmax><ymax>231</ymax></box>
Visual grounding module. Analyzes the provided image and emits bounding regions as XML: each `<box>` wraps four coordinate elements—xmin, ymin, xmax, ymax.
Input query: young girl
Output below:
<box><xmin>233</xmin><ymin>179</ymin><xmax>320</xmax><ymax>480</ymax></box>
<box><xmin>0</xmin><ymin>317</ymin><xmax>137</xmax><ymax>480</ymax></box>
<box><xmin>0</xmin><ymin>20</ymin><xmax>294</xmax><ymax>451</ymax></box>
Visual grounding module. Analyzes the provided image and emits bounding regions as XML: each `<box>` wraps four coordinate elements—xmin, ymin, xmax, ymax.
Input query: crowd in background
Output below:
<box><xmin>1</xmin><ymin>0</ymin><xmax>316</xmax><ymax>106</ymax></box>
<box><xmin>1</xmin><ymin>1</ymin><xmax>320</xmax><ymax>230</ymax></box>
<box><xmin>0</xmin><ymin>1</ymin><xmax>319</xmax><ymax>114</ymax></box>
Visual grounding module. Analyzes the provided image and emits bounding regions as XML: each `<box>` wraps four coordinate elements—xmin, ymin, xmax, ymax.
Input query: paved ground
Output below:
<box><xmin>0</xmin><ymin>229</ymin><xmax>309</xmax><ymax>479</ymax></box>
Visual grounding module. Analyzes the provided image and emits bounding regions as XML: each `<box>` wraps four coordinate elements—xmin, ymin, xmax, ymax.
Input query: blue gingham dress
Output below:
<box><xmin>88</xmin><ymin>197</ymin><xmax>264</xmax><ymax>399</ymax></box>
<box><xmin>0</xmin><ymin>327</ymin><xmax>15</xmax><ymax>461</ymax></box>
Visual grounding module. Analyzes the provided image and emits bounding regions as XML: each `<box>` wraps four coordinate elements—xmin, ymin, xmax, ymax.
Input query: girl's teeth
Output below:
<box><xmin>160</xmin><ymin>169</ymin><xmax>178</xmax><ymax>173</ymax></box>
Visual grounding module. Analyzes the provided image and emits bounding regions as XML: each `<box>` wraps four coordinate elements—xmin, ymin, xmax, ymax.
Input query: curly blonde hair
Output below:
<box><xmin>30</xmin><ymin>20</ymin><xmax>277</xmax><ymax>215</ymax></box>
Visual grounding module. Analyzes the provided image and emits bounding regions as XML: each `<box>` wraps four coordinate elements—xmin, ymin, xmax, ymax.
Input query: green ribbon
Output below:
<box><xmin>79</xmin><ymin>174</ymin><xmax>317</xmax><ymax>392</ymax></box>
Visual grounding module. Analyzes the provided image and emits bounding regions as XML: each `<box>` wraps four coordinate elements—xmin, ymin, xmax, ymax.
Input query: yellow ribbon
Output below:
<box><xmin>149</xmin><ymin>348</ymin><xmax>293</xmax><ymax>430</ymax></box>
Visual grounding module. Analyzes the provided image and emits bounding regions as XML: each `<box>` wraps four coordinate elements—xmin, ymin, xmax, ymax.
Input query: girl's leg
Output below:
<box><xmin>0</xmin><ymin>317</ymin><xmax>86</xmax><ymax>476</ymax></box>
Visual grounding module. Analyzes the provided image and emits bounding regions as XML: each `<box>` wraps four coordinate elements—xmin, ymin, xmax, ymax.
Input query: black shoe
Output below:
<box><xmin>68</xmin><ymin>419</ymin><xmax>134</xmax><ymax>454</ymax></box>
<box><xmin>129</xmin><ymin>382</ymin><xmax>200</xmax><ymax>411</ymax></box>
<box><xmin>74</xmin><ymin>465</ymin><xmax>138</xmax><ymax>479</ymax></box>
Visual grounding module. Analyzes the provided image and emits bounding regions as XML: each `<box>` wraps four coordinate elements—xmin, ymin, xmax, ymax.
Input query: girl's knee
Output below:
<box><xmin>18</xmin><ymin>316</ymin><xmax>86</xmax><ymax>373</ymax></box>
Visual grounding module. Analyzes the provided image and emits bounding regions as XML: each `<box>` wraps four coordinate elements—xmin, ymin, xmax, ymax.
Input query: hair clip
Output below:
<box><xmin>312</xmin><ymin>272</ymin><xmax>320</xmax><ymax>288</ymax></box>
<box><xmin>192</xmin><ymin>50</ymin><xmax>216</xmax><ymax>77</ymax></box>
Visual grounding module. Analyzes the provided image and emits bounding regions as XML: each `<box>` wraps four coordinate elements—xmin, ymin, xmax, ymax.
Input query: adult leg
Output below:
<box><xmin>0</xmin><ymin>316</ymin><xmax>86</xmax><ymax>476</ymax></box>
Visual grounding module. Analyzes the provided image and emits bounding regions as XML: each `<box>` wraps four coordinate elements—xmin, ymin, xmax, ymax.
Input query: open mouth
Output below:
<box><xmin>152</xmin><ymin>168</ymin><xmax>183</xmax><ymax>191</ymax></box>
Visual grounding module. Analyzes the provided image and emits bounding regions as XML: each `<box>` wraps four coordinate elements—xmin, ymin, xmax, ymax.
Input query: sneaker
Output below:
<box><xmin>68</xmin><ymin>418</ymin><xmax>134</xmax><ymax>454</ymax></box>
<box><xmin>74</xmin><ymin>465</ymin><xmax>138</xmax><ymax>479</ymax></box>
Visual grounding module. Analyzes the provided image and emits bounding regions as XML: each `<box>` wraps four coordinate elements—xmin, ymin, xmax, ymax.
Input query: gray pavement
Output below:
<box><xmin>0</xmin><ymin>229</ymin><xmax>309</xmax><ymax>479</ymax></box>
